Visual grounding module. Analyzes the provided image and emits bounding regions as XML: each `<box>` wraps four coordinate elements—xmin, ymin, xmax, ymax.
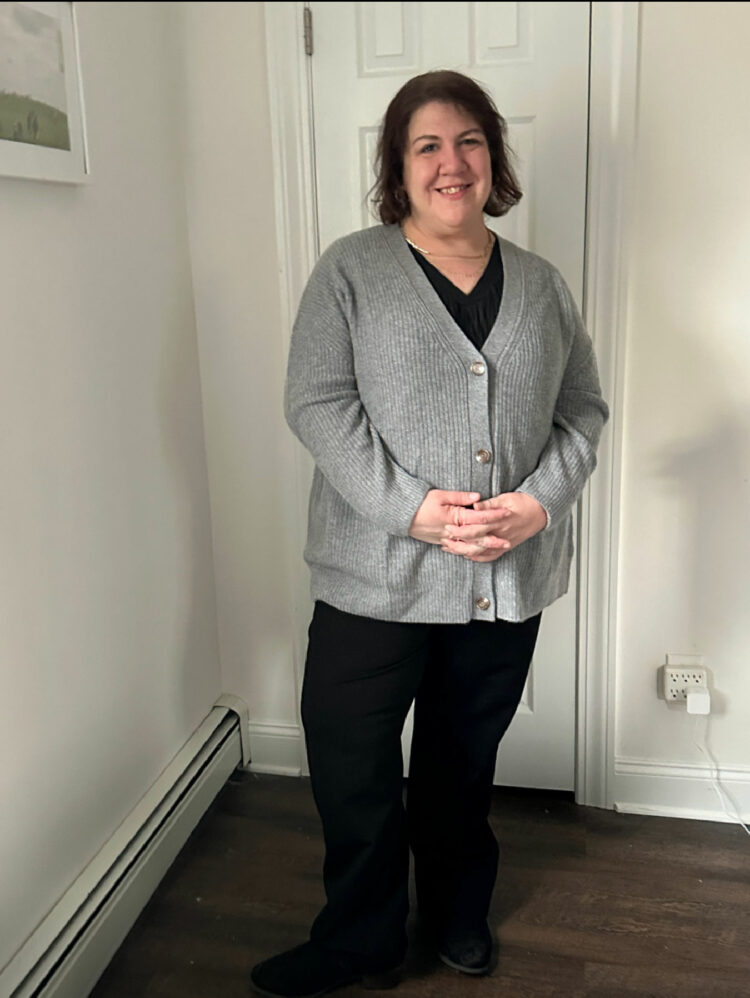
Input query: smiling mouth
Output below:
<box><xmin>436</xmin><ymin>184</ymin><xmax>471</xmax><ymax>194</ymax></box>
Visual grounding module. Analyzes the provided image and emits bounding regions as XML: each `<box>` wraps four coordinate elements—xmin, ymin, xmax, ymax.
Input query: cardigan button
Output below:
<box><xmin>470</xmin><ymin>361</ymin><xmax>486</xmax><ymax>375</ymax></box>
<box><xmin>475</xmin><ymin>596</ymin><xmax>491</xmax><ymax>611</ymax></box>
<box><xmin>475</xmin><ymin>449</ymin><xmax>492</xmax><ymax>464</ymax></box>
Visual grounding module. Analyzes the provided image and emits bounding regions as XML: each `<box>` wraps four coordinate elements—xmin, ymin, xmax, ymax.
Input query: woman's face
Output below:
<box><xmin>402</xmin><ymin>101</ymin><xmax>492</xmax><ymax>234</ymax></box>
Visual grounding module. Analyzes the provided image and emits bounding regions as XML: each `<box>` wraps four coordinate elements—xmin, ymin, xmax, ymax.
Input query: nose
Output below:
<box><xmin>438</xmin><ymin>143</ymin><xmax>466</xmax><ymax>175</ymax></box>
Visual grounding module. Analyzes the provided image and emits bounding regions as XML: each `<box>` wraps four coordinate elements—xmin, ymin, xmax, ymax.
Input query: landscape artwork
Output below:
<box><xmin>0</xmin><ymin>2</ymin><xmax>88</xmax><ymax>182</ymax></box>
<box><xmin>0</xmin><ymin>1</ymin><xmax>70</xmax><ymax>150</ymax></box>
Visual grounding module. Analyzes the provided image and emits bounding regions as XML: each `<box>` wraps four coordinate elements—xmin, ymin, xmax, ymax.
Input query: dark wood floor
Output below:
<box><xmin>90</xmin><ymin>772</ymin><xmax>750</xmax><ymax>998</ymax></box>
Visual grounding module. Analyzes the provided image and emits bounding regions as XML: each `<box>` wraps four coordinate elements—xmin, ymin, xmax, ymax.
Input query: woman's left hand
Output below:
<box><xmin>441</xmin><ymin>492</ymin><xmax>548</xmax><ymax>562</ymax></box>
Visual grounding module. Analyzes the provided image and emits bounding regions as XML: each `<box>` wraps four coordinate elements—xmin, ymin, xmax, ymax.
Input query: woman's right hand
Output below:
<box><xmin>408</xmin><ymin>489</ymin><xmax>510</xmax><ymax>548</ymax></box>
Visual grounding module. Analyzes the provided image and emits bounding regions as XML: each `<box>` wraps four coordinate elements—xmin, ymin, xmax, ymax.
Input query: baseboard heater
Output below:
<box><xmin>2</xmin><ymin>695</ymin><xmax>251</xmax><ymax>998</ymax></box>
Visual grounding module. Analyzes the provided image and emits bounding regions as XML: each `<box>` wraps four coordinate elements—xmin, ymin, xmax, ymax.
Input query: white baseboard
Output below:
<box><xmin>248</xmin><ymin>721</ymin><xmax>302</xmax><ymax>776</ymax></box>
<box><xmin>2</xmin><ymin>700</ymin><xmax>246</xmax><ymax>998</ymax></box>
<box><xmin>614</xmin><ymin>757</ymin><xmax>750</xmax><ymax>824</ymax></box>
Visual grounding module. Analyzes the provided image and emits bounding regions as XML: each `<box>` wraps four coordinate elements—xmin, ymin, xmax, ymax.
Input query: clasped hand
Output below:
<box><xmin>408</xmin><ymin>489</ymin><xmax>547</xmax><ymax>563</ymax></box>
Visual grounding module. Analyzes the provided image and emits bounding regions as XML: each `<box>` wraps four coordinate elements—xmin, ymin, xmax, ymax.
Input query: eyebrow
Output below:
<box><xmin>410</xmin><ymin>128</ymin><xmax>483</xmax><ymax>146</ymax></box>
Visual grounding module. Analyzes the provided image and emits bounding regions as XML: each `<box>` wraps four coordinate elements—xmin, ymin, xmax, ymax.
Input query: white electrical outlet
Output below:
<box><xmin>658</xmin><ymin>664</ymin><xmax>708</xmax><ymax>701</ymax></box>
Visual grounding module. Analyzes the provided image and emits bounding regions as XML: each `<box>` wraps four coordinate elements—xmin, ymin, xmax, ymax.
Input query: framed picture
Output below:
<box><xmin>0</xmin><ymin>1</ymin><xmax>88</xmax><ymax>183</ymax></box>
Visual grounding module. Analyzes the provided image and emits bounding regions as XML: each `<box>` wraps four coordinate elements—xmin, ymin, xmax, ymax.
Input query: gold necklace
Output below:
<box><xmin>403</xmin><ymin>227</ymin><xmax>494</xmax><ymax>260</ymax></box>
<box><xmin>434</xmin><ymin>258</ymin><xmax>489</xmax><ymax>281</ymax></box>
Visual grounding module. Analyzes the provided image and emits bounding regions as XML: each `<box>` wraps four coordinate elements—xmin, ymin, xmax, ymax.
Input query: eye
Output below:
<box><xmin>419</xmin><ymin>142</ymin><xmax>438</xmax><ymax>154</ymax></box>
<box><xmin>462</xmin><ymin>137</ymin><xmax>481</xmax><ymax>146</ymax></box>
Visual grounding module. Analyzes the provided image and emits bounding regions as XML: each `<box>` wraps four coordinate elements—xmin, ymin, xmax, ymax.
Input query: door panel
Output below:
<box><xmin>309</xmin><ymin>1</ymin><xmax>590</xmax><ymax>790</ymax></box>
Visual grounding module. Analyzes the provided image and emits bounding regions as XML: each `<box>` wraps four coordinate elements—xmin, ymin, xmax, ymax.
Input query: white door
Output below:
<box><xmin>308</xmin><ymin>1</ymin><xmax>590</xmax><ymax>790</ymax></box>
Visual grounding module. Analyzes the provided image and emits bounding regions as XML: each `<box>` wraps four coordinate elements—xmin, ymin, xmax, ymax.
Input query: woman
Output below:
<box><xmin>251</xmin><ymin>70</ymin><xmax>608</xmax><ymax>998</ymax></box>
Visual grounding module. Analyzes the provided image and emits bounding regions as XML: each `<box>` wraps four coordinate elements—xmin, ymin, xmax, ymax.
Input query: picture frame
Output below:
<box><xmin>0</xmin><ymin>1</ymin><xmax>89</xmax><ymax>183</ymax></box>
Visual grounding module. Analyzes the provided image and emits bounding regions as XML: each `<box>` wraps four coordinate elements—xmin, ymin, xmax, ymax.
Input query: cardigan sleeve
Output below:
<box><xmin>515</xmin><ymin>271</ymin><xmax>609</xmax><ymax>528</ymax></box>
<box><xmin>284</xmin><ymin>247</ymin><xmax>432</xmax><ymax>537</ymax></box>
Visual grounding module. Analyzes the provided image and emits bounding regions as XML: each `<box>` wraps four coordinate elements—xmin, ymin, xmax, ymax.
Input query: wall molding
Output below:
<box><xmin>575</xmin><ymin>1</ymin><xmax>640</xmax><ymax>809</ymax></box>
<box><xmin>614</xmin><ymin>757</ymin><xmax>750</xmax><ymax>823</ymax></box>
<box><xmin>616</xmin><ymin>757</ymin><xmax>750</xmax><ymax>784</ymax></box>
<box><xmin>264</xmin><ymin>3</ymin><xmax>317</xmax><ymax>771</ymax></box>
<box><xmin>248</xmin><ymin>722</ymin><xmax>303</xmax><ymax>776</ymax></box>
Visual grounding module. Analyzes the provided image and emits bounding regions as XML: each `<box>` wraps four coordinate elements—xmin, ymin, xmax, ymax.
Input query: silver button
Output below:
<box><xmin>470</xmin><ymin>361</ymin><xmax>486</xmax><ymax>376</ymax></box>
<box><xmin>475</xmin><ymin>596</ymin><xmax>491</xmax><ymax>611</ymax></box>
<box><xmin>475</xmin><ymin>449</ymin><xmax>492</xmax><ymax>464</ymax></box>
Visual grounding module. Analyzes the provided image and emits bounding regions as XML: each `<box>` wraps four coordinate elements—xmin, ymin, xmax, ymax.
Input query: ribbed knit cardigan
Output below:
<box><xmin>285</xmin><ymin>223</ymin><xmax>609</xmax><ymax>623</ymax></box>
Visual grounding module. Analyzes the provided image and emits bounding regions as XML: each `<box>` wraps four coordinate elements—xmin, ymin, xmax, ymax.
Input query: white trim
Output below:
<box><xmin>264</xmin><ymin>2</ymin><xmax>317</xmax><ymax>761</ymax></box>
<box><xmin>1</xmin><ymin>704</ymin><xmax>243</xmax><ymax>998</ymax></box>
<box><xmin>264</xmin><ymin>2</ymin><xmax>319</xmax><ymax>346</ymax></box>
<box><xmin>615</xmin><ymin>805</ymin><xmax>749</xmax><ymax>825</ymax></box>
<box><xmin>616</xmin><ymin>758</ymin><xmax>750</xmax><ymax>784</ymax></box>
<box><xmin>248</xmin><ymin>722</ymin><xmax>303</xmax><ymax>776</ymax></box>
<box><xmin>265</xmin><ymin>2</ymin><xmax>640</xmax><ymax>806</ymax></box>
<box><xmin>576</xmin><ymin>1</ymin><xmax>640</xmax><ymax>808</ymax></box>
<box><xmin>614</xmin><ymin>757</ymin><xmax>750</xmax><ymax>824</ymax></box>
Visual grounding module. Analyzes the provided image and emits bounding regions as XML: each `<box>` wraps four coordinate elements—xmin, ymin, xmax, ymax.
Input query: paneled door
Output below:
<box><xmin>307</xmin><ymin>1</ymin><xmax>591</xmax><ymax>789</ymax></box>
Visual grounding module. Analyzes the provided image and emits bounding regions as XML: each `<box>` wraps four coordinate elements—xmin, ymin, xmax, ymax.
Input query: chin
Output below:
<box><xmin>437</xmin><ymin>206</ymin><xmax>483</xmax><ymax>228</ymax></box>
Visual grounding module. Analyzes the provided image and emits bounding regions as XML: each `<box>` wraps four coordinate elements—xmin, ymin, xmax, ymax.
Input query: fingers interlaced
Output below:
<box><xmin>443</xmin><ymin>534</ymin><xmax>510</xmax><ymax>557</ymax></box>
<box><xmin>441</xmin><ymin>503</ymin><xmax>514</xmax><ymax>562</ymax></box>
<box><xmin>447</xmin><ymin>523</ymin><xmax>502</xmax><ymax>542</ymax></box>
<box><xmin>461</xmin><ymin>506</ymin><xmax>511</xmax><ymax>527</ymax></box>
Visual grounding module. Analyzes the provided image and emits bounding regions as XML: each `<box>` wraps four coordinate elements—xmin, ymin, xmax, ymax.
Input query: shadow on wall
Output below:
<box><xmin>649</xmin><ymin>330</ymin><xmax>750</xmax><ymax>717</ymax></box>
<box><xmin>158</xmin><ymin>292</ymin><xmax>222</xmax><ymax>730</ymax></box>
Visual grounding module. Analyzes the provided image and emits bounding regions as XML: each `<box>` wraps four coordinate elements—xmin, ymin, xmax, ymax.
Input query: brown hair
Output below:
<box><xmin>371</xmin><ymin>70</ymin><xmax>522</xmax><ymax>225</ymax></box>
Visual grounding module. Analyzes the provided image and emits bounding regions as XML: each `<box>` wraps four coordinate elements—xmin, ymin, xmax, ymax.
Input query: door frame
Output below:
<box><xmin>265</xmin><ymin>1</ymin><xmax>639</xmax><ymax>809</ymax></box>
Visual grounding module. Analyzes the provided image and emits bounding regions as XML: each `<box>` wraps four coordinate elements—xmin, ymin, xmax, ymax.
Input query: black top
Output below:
<box><xmin>408</xmin><ymin>238</ymin><xmax>504</xmax><ymax>351</ymax></box>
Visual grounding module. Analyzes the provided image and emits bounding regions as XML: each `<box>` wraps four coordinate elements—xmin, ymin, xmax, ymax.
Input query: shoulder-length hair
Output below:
<box><xmin>371</xmin><ymin>70</ymin><xmax>522</xmax><ymax>225</ymax></box>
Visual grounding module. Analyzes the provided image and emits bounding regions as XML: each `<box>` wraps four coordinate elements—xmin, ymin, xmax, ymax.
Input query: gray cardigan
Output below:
<box><xmin>285</xmin><ymin>223</ymin><xmax>608</xmax><ymax>623</ymax></box>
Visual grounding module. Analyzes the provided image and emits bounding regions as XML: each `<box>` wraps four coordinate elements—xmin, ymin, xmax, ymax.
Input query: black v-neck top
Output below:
<box><xmin>408</xmin><ymin>238</ymin><xmax>504</xmax><ymax>351</ymax></box>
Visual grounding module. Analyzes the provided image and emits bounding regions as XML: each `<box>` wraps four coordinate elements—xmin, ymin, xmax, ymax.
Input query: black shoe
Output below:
<box><xmin>250</xmin><ymin>941</ymin><xmax>401</xmax><ymax>998</ymax></box>
<box><xmin>437</xmin><ymin>922</ymin><xmax>492</xmax><ymax>976</ymax></box>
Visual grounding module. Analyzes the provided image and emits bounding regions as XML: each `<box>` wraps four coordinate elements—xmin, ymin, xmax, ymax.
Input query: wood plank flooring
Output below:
<box><xmin>90</xmin><ymin>772</ymin><xmax>750</xmax><ymax>998</ymax></box>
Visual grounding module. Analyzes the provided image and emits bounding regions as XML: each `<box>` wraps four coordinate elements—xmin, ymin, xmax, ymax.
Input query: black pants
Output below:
<box><xmin>300</xmin><ymin>600</ymin><xmax>541</xmax><ymax>968</ymax></box>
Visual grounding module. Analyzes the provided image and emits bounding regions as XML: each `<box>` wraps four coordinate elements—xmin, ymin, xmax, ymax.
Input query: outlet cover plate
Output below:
<box><xmin>666</xmin><ymin>653</ymin><xmax>705</xmax><ymax>668</ymax></box>
<box><xmin>658</xmin><ymin>663</ymin><xmax>708</xmax><ymax>701</ymax></box>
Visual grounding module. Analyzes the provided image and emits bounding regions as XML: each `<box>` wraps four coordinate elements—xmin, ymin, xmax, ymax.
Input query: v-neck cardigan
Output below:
<box><xmin>409</xmin><ymin>238</ymin><xmax>503</xmax><ymax>351</ymax></box>
<box><xmin>285</xmin><ymin>223</ymin><xmax>609</xmax><ymax>623</ymax></box>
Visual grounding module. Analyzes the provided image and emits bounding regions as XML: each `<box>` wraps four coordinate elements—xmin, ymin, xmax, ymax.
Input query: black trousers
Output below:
<box><xmin>300</xmin><ymin>600</ymin><xmax>541</xmax><ymax>968</ymax></box>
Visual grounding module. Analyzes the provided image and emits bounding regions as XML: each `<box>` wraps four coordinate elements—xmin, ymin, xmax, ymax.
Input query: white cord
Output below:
<box><xmin>693</xmin><ymin>714</ymin><xmax>750</xmax><ymax>837</ymax></box>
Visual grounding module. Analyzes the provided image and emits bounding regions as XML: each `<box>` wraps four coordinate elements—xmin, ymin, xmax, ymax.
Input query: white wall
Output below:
<box><xmin>5</xmin><ymin>3</ymin><xmax>744</xmax><ymax>973</ymax></box>
<box><xmin>178</xmin><ymin>3</ymin><xmax>303</xmax><ymax>771</ymax></box>
<box><xmin>0</xmin><ymin>2</ymin><xmax>221</xmax><ymax>970</ymax></box>
<box><xmin>614</xmin><ymin>2</ymin><xmax>750</xmax><ymax>815</ymax></box>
